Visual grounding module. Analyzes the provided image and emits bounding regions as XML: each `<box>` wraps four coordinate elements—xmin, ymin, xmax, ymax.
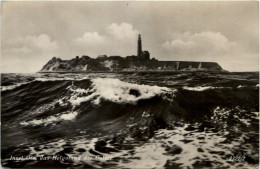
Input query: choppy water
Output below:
<box><xmin>1</xmin><ymin>72</ymin><xmax>259</xmax><ymax>168</ymax></box>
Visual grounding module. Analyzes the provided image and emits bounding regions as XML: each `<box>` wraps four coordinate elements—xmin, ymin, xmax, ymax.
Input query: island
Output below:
<box><xmin>40</xmin><ymin>34</ymin><xmax>224</xmax><ymax>72</ymax></box>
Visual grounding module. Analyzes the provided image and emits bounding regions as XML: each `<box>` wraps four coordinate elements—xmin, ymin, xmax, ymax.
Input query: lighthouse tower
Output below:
<box><xmin>137</xmin><ymin>34</ymin><xmax>142</xmax><ymax>57</ymax></box>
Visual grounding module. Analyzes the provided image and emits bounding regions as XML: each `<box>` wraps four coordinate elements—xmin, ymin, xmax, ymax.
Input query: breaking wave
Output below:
<box><xmin>1</xmin><ymin>72</ymin><xmax>259</xmax><ymax>168</ymax></box>
<box><xmin>69</xmin><ymin>78</ymin><xmax>174</xmax><ymax>105</ymax></box>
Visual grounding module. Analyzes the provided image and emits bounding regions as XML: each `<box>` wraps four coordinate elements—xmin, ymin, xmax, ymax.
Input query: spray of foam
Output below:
<box><xmin>69</xmin><ymin>78</ymin><xmax>173</xmax><ymax>105</ymax></box>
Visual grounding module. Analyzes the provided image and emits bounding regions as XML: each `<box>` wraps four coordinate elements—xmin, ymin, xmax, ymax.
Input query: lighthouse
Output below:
<box><xmin>137</xmin><ymin>34</ymin><xmax>142</xmax><ymax>57</ymax></box>
<box><xmin>137</xmin><ymin>34</ymin><xmax>150</xmax><ymax>60</ymax></box>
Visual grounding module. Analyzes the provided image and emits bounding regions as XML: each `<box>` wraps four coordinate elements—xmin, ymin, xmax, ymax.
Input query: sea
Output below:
<box><xmin>1</xmin><ymin>72</ymin><xmax>259</xmax><ymax>168</ymax></box>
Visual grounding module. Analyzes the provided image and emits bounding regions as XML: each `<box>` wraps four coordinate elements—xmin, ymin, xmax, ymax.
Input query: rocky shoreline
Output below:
<box><xmin>39</xmin><ymin>56</ymin><xmax>225</xmax><ymax>73</ymax></box>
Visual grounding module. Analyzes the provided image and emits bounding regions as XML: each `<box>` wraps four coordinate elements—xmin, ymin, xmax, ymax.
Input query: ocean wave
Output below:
<box><xmin>23</xmin><ymin>123</ymin><xmax>257</xmax><ymax>169</ymax></box>
<box><xmin>1</xmin><ymin>76</ymin><xmax>90</xmax><ymax>92</ymax></box>
<box><xmin>35</xmin><ymin>77</ymin><xmax>89</xmax><ymax>82</ymax></box>
<box><xmin>182</xmin><ymin>85</ymin><xmax>253</xmax><ymax>91</ymax></box>
<box><xmin>182</xmin><ymin>84</ymin><xmax>259</xmax><ymax>91</ymax></box>
<box><xmin>183</xmin><ymin>86</ymin><xmax>216</xmax><ymax>91</ymax></box>
<box><xmin>237</xmin><ymin>85</ymin><xmax>245</xmax><ymax>88</ymax></box>
<box><xmin>1</xmin><ymin>82</ymin><xmax>32</xmax><ymax>92</ymax></box>
<box><xmin>20</xmin><ymin>111</ymin><xmax>78</xmax><ymax>126</ymax></box>
<box><xmin>1</xmin><ymin>77</ymin><xmax>79</xmax><ymax>92</ymax></box>
<box><xmin>1</xmin><ymin>72</ymin><xmax>259</xmax><ymax>169</ymax></box>
<box><xmin>69</xmin><ymin>78</ymin><xmax>174</xmax><ymax>105</ymax></box>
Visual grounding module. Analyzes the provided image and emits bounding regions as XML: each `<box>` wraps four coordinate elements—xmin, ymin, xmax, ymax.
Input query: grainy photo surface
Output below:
<box><xmin>1</xmin><ymin>1</ymin><xmax>259</xmax><ymax>168</ymax></box>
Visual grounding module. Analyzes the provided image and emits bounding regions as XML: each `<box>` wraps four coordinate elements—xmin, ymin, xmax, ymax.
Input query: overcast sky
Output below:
<box><xmin>1</xmin><ymin>1</ymin><xmax>259</xmax><ymax>73</ymax></box>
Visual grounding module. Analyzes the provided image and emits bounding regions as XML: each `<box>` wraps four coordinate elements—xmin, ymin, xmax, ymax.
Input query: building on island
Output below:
<box><xmin>140</xmin><ymin>50</ymin><xmax>150</xmax><ymax>60</ymax></box>
<box><xmin>126</xmin><ymin>55</ymin><xmax>138</xmax><ymax>61</ymax></box>
<box><xmin>97</xmin><ymin>55</ymin><xmax>107</xmax><ymax>59</ymax></box>
<box><xmin>108</xmin><ymin>56</ymin><xmax>123</xmax><ymax>60</ymax></box>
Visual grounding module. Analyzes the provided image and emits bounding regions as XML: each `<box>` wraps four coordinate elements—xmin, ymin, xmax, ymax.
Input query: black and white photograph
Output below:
<box><xmin>1</xmin><ymin>1</ymin><xmax>259</xmax><ymax>168</ymax></box>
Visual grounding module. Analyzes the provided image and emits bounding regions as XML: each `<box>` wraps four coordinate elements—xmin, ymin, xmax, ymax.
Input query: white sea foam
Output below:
<box><xmin>20</xmin><ymin>111</ymin><xmax>78</xmax><ymax>126</ymax></box>
<box><xmin>251</xmin><ymin>112</ymin><xmax>259</xmax><ymax>120</ymax></box>
<box><xmin>60</xmin><ymin>111</ymin><xmax>78</xmax><ymax>120</ymax></box>
<box><xmin>183</xmin><ymin>86</ymin><xmax>215</xmax><ymax>91</ymax></box>
<box><xmin>35</xmin><ymin>77</ymin><xmax>76</xmax><ymax>81</ymax></box>
<box><xmin>184</xmin><ymin>84</ymin><xmax>259</xmax><ymax>91</ymax></box>
<box><xmin>25</xmin><ymin>120</ymin><xmax>257</xmax><ymax>168</ymax></box>
<box><xmin>20</xmin><ymin>116</ymin><xmax>58</xmax><ymax>126</ymax></box>
<box><xmin>212</xmin><ymin>106</ymin><xmax>256</xmax><ymax>127</ymax></box>
<box><xmin>127</xmin><ymin>123</ymin><xmax>137</xmax><ymax>127</ymax></box>
<box><xmin>69</xmin><ymin>93</ymin><xmax>97</xmax><ymax>105</ymax></box>
<box><xmin>142</xmin><ymin>111</ymin><xmax>150</xmax><ymax>118</ymax></box>
<box><xmin>69</xmin><ymin>78</ymin><xmax>173</xmax><ymax>105</ymax></box>
<box><xmin>118</xmin><ymin>124</ymin><xmax>256</xmax><ymax>169</ymax></box>
<box><xmin>35</xmin><ymin>76</ymin><xmax>90</xmax><ymax>82</ymax></box>
<box><xmin>1</xmin><ymin>76</ymin><xmax>88</xmax><ymax>92</ymax></box>
<box><xmin>1</xmin><ymin>82</ymin><xmax>31</xmax><ymax>92</ymax></box>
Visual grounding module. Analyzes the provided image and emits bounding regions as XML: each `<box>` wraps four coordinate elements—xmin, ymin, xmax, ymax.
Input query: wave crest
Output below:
<box><xmin>20</xmin><ymin>111</ymin><xmax>78</xmax><ymax>126</ymax></box>
<box><xmin>69</xmin><ymin>78</ymin><xmax>174</xmax><ymax>105</ymax></box>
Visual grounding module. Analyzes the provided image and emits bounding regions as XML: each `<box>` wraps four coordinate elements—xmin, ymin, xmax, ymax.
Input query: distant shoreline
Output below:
<box><xmin>38</xmin><ymin>70</ymin><xmax>228</xmax><ymax>74</ymax></box>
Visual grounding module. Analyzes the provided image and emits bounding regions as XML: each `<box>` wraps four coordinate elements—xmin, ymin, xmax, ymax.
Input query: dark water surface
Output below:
<box><xmin>1</xmin><ymin>72</ymin><xmax>259</xmax><ymax>168</ymax></box>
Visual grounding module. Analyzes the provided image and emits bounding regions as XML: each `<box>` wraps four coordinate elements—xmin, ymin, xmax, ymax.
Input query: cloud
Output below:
<box><xmin>3</xmin><ymin>47</ymin><xmax>32</xmax><ymax>55</ymax></box>
<box><xmin>5</xmin><ymin>34</ymin><xmax>58</xmax><ymax>54</ymax></box>
<box><xmin>74</xmin><ymin>32</ymin><xmax>105</xmax><ymax>45</ymax></box>
<box><xmin>162</xmin><ymin>31</ymin><xmax>237</xmax><ymax>59</ymax></box>
<box><xmin>2</xmin><ymin>34</ymin><xmax>58</xmax><ymax>73</ymax></box>
<box><xmin>72</xmin><ymin>23</ymin><xmax>139</xmax><ymax>57</ymax></box>
<box><xmin>30</xmin><ymin>34</ymin><xmax>58</xmax><ymax>52</ymax></box>
<box><xmin>106</xmin><ymin>23</ymin><xmax>139</xmax><ymax>40</ymax></box>
<box><xmin>161</xmin><ymin>31</ymin><xmax>258</xmax><ymax>71</ymax></box>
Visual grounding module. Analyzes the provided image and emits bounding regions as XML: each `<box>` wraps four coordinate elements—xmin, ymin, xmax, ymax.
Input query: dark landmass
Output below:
<box><xmin>40</xmin><ymin>34</ymin><xmax>225</xmax><ymax>73</ymax></box>
<box><xmin>39</xmin><ymin>56</ymin><xmax>225</xmax><ymax>73</ymax></box>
